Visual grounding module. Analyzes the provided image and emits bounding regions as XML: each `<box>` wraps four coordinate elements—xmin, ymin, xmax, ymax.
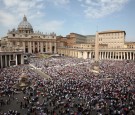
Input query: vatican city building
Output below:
<box><xmin>57</xmin><ymin>30</ymin><xmax>135</xmax><ymax>60</ymax></box>
<box><xmin>0</xmin><ymin>15</ymin><xmax>135</xmax><ymax>68</ymax></box>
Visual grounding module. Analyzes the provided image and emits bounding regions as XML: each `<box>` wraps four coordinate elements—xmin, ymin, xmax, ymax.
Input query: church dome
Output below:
<box><xmin>18</xmin><ymin>15</ymin><xmax>33</xmax><ymax>33</ymax></box>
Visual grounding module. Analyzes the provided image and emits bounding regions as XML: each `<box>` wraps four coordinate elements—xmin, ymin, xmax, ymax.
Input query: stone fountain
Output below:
<box><xmin>14</xmin><ymin>72</ymin><xmax>31</xmax><ymax>90</ymax></box>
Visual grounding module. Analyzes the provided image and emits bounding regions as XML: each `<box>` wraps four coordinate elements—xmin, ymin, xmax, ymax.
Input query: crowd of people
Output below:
<box><xmin>0</xmin><ymin>56</ymin><xmax>135</xmax><ymax>115</ymax></box>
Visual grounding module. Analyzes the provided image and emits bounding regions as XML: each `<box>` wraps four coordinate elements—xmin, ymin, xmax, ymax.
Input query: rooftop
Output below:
<box><xmin>98</xmin><ymin>30</ymin><xmax>126</xmax><ymax>34</ymax></box>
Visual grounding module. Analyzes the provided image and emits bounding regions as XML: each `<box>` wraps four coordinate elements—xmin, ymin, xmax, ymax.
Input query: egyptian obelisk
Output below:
<box><xmin>95</xmin><ymin>32</ymin><xmax>99</xmax><ymax>62</ymax></box>
<box><xmin>92</xmin><ymin>31</ymin><xmax>100</xmax><ymax>73</ymax></box>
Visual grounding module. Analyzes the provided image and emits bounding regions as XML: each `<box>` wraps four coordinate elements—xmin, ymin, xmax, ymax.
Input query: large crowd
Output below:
<box><xmin>0</xmin><ymin>56</ymin><xmax>135</xmax><ymax>115</ymax></box>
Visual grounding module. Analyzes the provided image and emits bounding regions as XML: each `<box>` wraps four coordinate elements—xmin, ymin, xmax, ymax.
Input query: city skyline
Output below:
<box><xmin>0</xmin><ymin>0</ymin><xmax>135</xmax><ymax>41</ymax></box>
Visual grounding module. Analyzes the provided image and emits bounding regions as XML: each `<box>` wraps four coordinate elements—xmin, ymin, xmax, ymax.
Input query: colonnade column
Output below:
<box><xmin>103</xmin><ymin>52</ymin><xmax>105</xmax><ymax>59</ymax></box>
<box><xmin>33</xmin><ymin>42</ymin><xmax>35</xmax><ymax>53</ymax></box>
<box><xmin>118</xmin><ymin>52</ymin><xmax>120</xmax><ymax>60</ymax></box>
<box><xmin>117</xmin><ymin>52</ymin><xmax>119</xmax><ymax>60</ymax></box>
<box><xmin>121</xmin><ymin>52</ymin><xmax>123</xmax><ymax>60</ymax></box>
<box><xmin>108</xmin><ymin>52</ymin><xmax>110</xmax><ymax>59</ymax></box>
<box><xmin>76</xmin><ymin>51</ymin><xmax>78</xmax><ymax>58</ymax></box>
<box><xmin>77</xmin><ymin>52</ymin><xmax>81</xmax><ymax>58</ymax></box>
<box><xmin>107</xmin><ymin>52</ymin><xmax>108</xmax><ymax>59</ymax></box>
<box><xmin>0</xmin><ymin>55</ymin><xmax>3</xmax><ymax>68</ymax></box>
<box><xmin>46</xmin><ymin>42</ymin><xmax>48</xmax><ymax>53</ymax></box>
<box><xmin>0</xmin><ymin>56</ymin><xmax>1</xmax><ymax>68</ymax></box>
<box><xmin>130</xmin><ymin>52</ymin><xmax>132</xmax><ymax>60</ymax></box>
<box><xmin>102</xmin><ymin>52</ymin><xmax>104</xmax><ymax>59</ymax></box>
<box><xmin>120</xmin><ymin>52</ymin><xmax>122</xmax><ymax>60</ymax></box>
<box><xmin>37</xmin><ymin>42</ymin><xmax>39</xmax><ymax>52</ymax></box>
<box><xmin>21</xmin><ymin>55</ymin><xmax>24</xmax><ymax>64</ymax></box>
<box><xmin>101</xmin><ymin>52</ymin><xmax>103</xmax><ymax>59</ymax></box>
<box><xmin>98</xmin><ymin>52</ymin><xmax>100</xmax><ymax>60</ymax></box>
<box><xmin>74</xmin><ymin>51</ymin><xmax>76</xmax><ymax>57</ymax></box>
<box><xmin>54</xmin><ymin>43</ymin><xmax>57</xmax><ymax>53</ymax></box>
<box><xmin>83</xmin><ymin>51</ymin><xmax>87</xmax><ymax>59</ymax></box>
<box><xmin>100</xmin><ymin>52</ymin><xmax>102</xmax><ymax>59</ymax></box>
<box><xmin>9</xmin><ymin>55</ymin><xmax>11</xmax><ymax>66</ymax></box>
<box><xmin>28</xmin><ymin>42</ymin><xmax>32</xmax><ymax>53</ymax></box>
<box><xmin>124</xmin><ymin>52</ymin><xmax>125</xmax><ymax>60</ymax></box>
<box><xmin>40</xmin><ymin>42</ymin><xmax>43</xmax><ymax>53</ymax></box>
<box><xmin>111</xmin><ymin>52</ymin><xmax>113</xmax><ymax>59</ymax></box>
<box><xmin>50</xmin><ymin>42</ymin><xmax>52</xmax><ymax>53</ymax></box>
<box><xmin>15</xmin><ymin>55</ymin><xmax>18</xmax><ymax>65</ymax></box>
<box><xmin>22</xmin><ymin>42</ymin><xmax>25</xmax><ymax>53</ymax></box>
<box><xmin>5</xmin><ymin>55</ymin><xmax>7</xmax><ymax>67</ymax></box>
<box><xmin>110</xmin><ymin>52</ymin><xmax>112</xmax><ymax>60</ymax></box>
<box><xmin>112</xmin><ymin>52</ymin><xmax>114</xmax><ymax>60</ymax></box>
<box><xmin>30</xmin><ymin>42</ymin><xmax>32</xmax><ymax>53</ymax></box>
<box><xmin>109</xmin><ymin>52</ymin><xmax>111</xmax><ymax>59</ymax></box>
<box><xmin>107</xmin><ymin>52</ymin><xmax>109</xmax><ymax>59</ymax></box>
<box><xmin>106</xmin><ymin>51</ymin><xmax>108</xmax><ymax>59</ymax></box>
<box><xmin>104</xmin><ymin>52</ymin><xmax>106</xmax><ymax>59</ymax></box>
<box><xmin>89</xmin><ymin>52</ymin><xmax>91</xmax><ymax>59</ymax></box>
<box><xmin>99</xmin><ymin>52</ymin><xmax>101</xmax><ymax>60</ymax></box>
<box><xmin>105</xmin><ymin>52</ymin><xmax>107</xmax><ymax>59</ymax></box>
<box><xmin>127</xmin><ymin>52</ymin><xmax>129</xmax><ymax>60</ymax></box>
<box><xmin>114</xmin><ymin>52</ymin><xmax>116</xmax><ymax>60</ymax></box>
<box><xmin>133</xmin><ymin>52</ymin><xmax>135</xmax><ymax>60</ymax></box>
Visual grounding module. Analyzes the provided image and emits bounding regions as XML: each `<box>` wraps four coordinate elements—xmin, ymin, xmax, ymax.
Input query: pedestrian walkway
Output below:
<box><xmin>29</xmin><ymin>64</ymin><xmax>52</xmax><ymax>80</ymax></box>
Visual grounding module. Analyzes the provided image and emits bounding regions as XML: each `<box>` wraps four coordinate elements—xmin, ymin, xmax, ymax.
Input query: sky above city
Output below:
<box><xmin>0</xmin><ymin>0</ymin><xmax>135</xmax><ymax>41</ymax></box>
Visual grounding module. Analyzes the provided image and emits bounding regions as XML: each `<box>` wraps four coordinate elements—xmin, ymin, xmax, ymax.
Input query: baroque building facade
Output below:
<box><xmin>0</xmin><ymin>15</ymin><xmax>57</xmax><ymax>54</ymax></box>
<box><xmin>0</xmin><ymin>15</ymin><xmax>57</xmax><ymax>68</ymax></box>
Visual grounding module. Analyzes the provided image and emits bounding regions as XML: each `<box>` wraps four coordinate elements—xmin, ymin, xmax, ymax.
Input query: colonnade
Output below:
<box><xmin>99</xmin><ymin>51</ymin><xmax>135</xmax><ymax>60</ymax></box>
<box><xmin>0</xmin><ymin>52</ymin><xmax>24</xmax><ymax>68</ymax></box>
<box><xmin>22</xmin><ymin>41</ymin><xmax>57</xmax><ymax>53</ymax></box>
<box><xmin>58</xmin><ymin>49</ymin><xmax>135</xmax><ymax>60</ymax></box>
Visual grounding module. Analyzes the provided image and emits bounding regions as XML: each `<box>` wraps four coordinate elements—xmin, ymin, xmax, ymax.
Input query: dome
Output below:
<box><xmin>18</xmin><ymin>15</ymin><xmax>33</xmax><ymax>33</ymax></box>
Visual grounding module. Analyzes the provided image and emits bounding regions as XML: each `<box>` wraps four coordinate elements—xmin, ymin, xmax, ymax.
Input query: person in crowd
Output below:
<box><xmin>0</xmin><ymin>57</ymin><xmax>135</xmax><ymax>115</ymax></box>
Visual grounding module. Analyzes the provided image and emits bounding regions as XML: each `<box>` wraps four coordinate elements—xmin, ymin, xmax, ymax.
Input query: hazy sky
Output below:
<box><xmin>0</xmin><ymin>0</ymin><xmax>135</xmax><ymax>41</ymax></box>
